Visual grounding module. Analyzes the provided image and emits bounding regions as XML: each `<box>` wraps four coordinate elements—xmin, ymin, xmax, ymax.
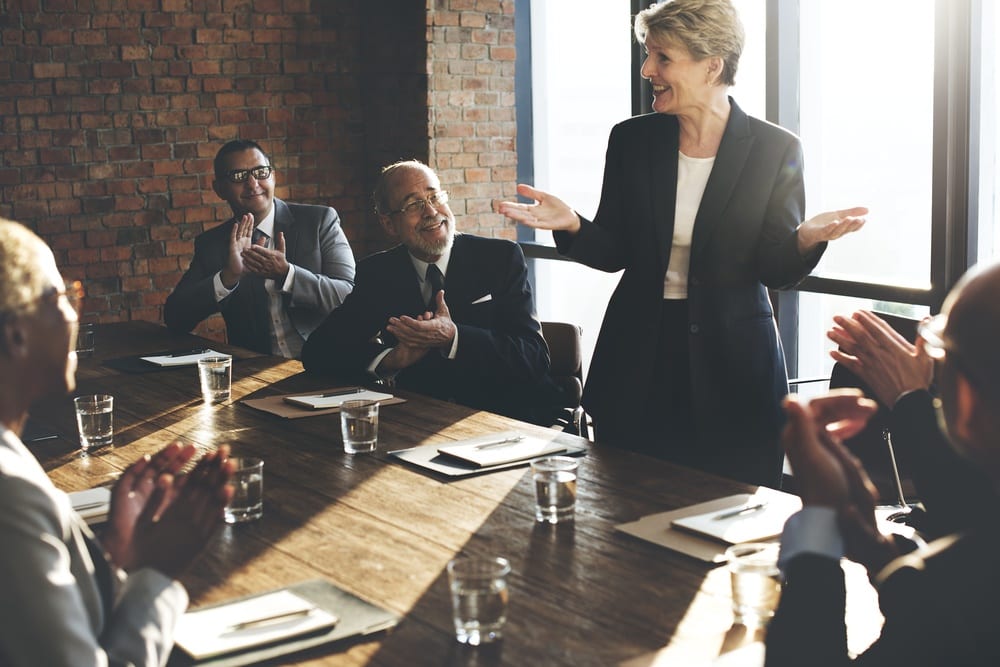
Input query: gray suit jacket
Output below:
<box><xmin>164</xmin><ymin>198</ymin><xmax>355</xmax><ymax>355</ymax></box>
<box><xmin>0</xmin><ymin>426</ymin><xmax>187</xmax><ymax>666</ymax></box>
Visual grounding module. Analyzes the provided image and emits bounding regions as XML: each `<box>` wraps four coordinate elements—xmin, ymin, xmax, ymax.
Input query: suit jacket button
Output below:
<box><xmin>689</xmin><ymin>324</ymin><xmax>700</xmax><ymax>334</ymax></box>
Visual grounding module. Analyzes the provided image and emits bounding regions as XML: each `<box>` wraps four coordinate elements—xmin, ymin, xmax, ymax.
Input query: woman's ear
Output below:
<box><xmin>0</xmin><ymin>317</ymin><xmax>29</xmax><ymax>360</ymax></box>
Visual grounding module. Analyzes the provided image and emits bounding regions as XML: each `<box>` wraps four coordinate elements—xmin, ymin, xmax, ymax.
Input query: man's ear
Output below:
<box><xmin>952</xmin><ymin>373</ymin><xmax>979</xmax><ymax>442</ymax></box>
<box><xmin>378</xmin><ymin>214</ymin><xmax>398</xmax><ymax>240</ymax></box>
<box><xmin>0</xmin><ymin>317</ymin><xmax>29</xmax><ymax>360</ymax></box>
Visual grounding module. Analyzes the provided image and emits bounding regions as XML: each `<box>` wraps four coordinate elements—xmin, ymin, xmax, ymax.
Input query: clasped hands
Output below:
<box><xmin>99</xmin><ymin>442</ymin><xmax>234</xmax><ymax>578</ymax></box>
<box><xmin>379</xmin><ymin>290</ymin><xmax>458</xmax><ymax>372</ymax></box>
<box><xmin>221</xmin><ymin>213</ymin><xmax>290</xmax><ymax>288</ymax></box>
<box><xmin>783</xmin><ymin>390</ymin><xmax>900</xmax><ymax>574</ymax></box>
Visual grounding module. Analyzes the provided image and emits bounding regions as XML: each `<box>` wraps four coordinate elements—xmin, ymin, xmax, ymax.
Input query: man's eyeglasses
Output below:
<box><xmin>387</xmin><ymin>190</ymin><xmax>449</xmax><ymax>217</ymax></box>
<box><xmin>221</xmin><ymin>165</ymin><xmax>273</xmax><ymax>184</ymax></box>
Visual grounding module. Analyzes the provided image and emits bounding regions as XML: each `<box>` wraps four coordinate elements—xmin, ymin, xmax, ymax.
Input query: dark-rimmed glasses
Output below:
<box><xmin>222</xmin><ymin>165</ymin><xmax>273</xmax><ymax>184</ymax></box>
<box><xmin>387</xmin><ymin>190</ymin><xmax>449</xmax><ymax>217</ymax></box>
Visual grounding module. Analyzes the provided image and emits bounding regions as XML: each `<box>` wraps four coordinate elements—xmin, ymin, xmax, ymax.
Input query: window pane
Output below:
<box><xmin>977</xmin><ymin>0</ymin><xmax>1000</xmax><ymax>262</ymax></box>
<box><xmin>730</xmin><ymin>0</ymin><xmax>766</xmax><ymax>119</ymax></box>
<box><xmin>799</xmin><ymin>0</ymin><xmax>935</xmax><ymax>289</ymax></box>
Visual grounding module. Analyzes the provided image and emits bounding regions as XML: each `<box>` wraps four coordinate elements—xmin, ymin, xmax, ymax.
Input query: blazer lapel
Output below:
<box><xmin>690</xmin><ymin>97</ymin><xmax>755</xmax><ymax>266</ymax></box>
<box><xmin>650</xmin><ymin>115</ymin><xmax>681</xmax><ymax>275</ymax></box>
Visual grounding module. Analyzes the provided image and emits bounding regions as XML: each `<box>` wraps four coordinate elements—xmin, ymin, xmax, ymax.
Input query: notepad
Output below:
<box><xmin>174</xmin><ymin>590</ymin><xmax>338</xmax><ymax>661</ymax></box>
<box><xmin>436</xmin><ymin>430</ymin><xmax>567</xmax><ymax>468</ymax></box>
<box><xmin>139</xmin><ymin>349</ymin><xmax>224</xmax><ymax>367</ymax></box>
<box><xmin>669</xmin><ymin>490</ymin><xmax>801</xmax><ymax>545</ymax></box>
<box><xmin>68</xmin><ymin>487</ymin><xmax>111</xmax><ymax>525</ymax></box>
<box><xmin>282</xmin><ymin>389</ymin><xmax>394</xmax><ymax>410</ymax></box>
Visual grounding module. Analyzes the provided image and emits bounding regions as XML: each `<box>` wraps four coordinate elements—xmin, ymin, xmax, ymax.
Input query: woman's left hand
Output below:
<box><xmin>797</xmin><ymin>206</ymin><xmax>868</xmax><ymax>254</ymax></box>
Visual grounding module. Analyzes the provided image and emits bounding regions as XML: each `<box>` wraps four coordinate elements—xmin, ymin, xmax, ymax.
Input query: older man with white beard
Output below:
<box><xmin>302</xmin><ymin>160</ymin><xmax>562</xmax><ymax>426</ymax></box>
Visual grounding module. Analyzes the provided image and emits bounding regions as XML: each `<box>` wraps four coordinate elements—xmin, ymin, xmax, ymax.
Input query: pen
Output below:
<box><xmin>227</xmin><ymin>607</ymin><xmax>317</xmax><ymax>631</ymax></box>
<box><xmin>165</xmin><ymin>348</ymin><xmax>209</xmax><ymax>357</ymax></box>
<box><xmin>714</xmin><ymin>502</ymin><xmax>768</xmax><ymax>521</ymax></box>
<box><xmin>474</xmin><ymin>435</ymin><xmax>525</xmax><ymax>450</ymax></box>
<box><xmin>320</xmin><ymin>388</ymin><xmax>363</xmax><ymax>398</ymax></box>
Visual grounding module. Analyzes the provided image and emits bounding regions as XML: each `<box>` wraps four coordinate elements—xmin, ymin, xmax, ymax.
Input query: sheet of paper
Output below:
<box><xmin>68</xmin><ymin>487</ymin><xmax>111</xmax><ymax>525</ymax></box>
<box><xmin>174</xmin><ymin>590</ymin><xmax>338</xmax><ymax>661</ymax></box>
<box><xmin>436</xmin><ymin>430</ymin><xmax>566</xmax><ymax>467</ymax></box>
<box><xmin>282</xmin><ymin>389</ymin><xmax>394</xmax><ymax>410</ymax></box>
<box><xmin>140</xmin><ymin>349</ymin><xmax>224</xmax><ymax>367</ymax></box>
<box><xmin>669</xmin><ymin>489</ymin><xmax>802</xmax><ymax>544</ymax></box>
<box><xmin>615</xmin><ymin>490</ymin><xmax>800</xmax><ymax>563</ymax></box>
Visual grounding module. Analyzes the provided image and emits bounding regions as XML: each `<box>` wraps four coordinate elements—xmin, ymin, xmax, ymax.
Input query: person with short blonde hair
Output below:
<box><xmin>498</xmin><ymin>0</ymin><xmax>866</xmax><ymax>485</ymax></box>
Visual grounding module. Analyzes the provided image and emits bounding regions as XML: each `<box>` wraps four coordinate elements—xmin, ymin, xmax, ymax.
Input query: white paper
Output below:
<box><xmin>140</xmin><ymin>349</ymin><xmax>224</xmax><ymax>367</ymax></box>
<box><xmin>436</xmin><ymin>430</ymin><xmax>566</xmax><ymax>467</ymax></box>
<box><xmin>68</xmin><ymin>487</ymin><xmax>111</xmax><ymax>525</ymax></box>
<box><xmin>174</xmin><ymin>590</ymin><xmax>337</xmax><ymax>660</ymax></box>
<box><xmin>670</xmin><ymin>489</ymin><xmax>803</xmax><ymax>544</ymax></box>
<box><xmin>282</xmin><ymin>389</ymin><xmax>394</xmax><ymax>410</ymax></box>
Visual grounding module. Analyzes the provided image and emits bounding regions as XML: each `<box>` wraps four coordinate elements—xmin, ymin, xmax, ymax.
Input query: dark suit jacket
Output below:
<box><xmin>766</xmin><ymin>530</ymin><xmax>1000</xmax><ymax>666</ymax></box>
<box><xmin>302</xmin><ymin>234</ymin><xmax>561</xmax><ymax>425</ymax></box>
<box><xmin>164</xmin><ymin>198</ymin><xmax>355</xmax><ymax>355</ymax></box>
<box><xmin>554</xmin><ymin>99</ymin><xmax>823</xmax><ymax>485</ymax></box>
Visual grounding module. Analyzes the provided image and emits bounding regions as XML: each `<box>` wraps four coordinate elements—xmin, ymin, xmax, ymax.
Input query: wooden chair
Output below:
<box><xmin>540</xmin><ymin>321</ymin><xmax>589</xmax><ymax>439</ymax></box>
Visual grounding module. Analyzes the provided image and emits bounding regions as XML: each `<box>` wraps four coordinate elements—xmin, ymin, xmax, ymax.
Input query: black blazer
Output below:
<box><xmin>302</xmin><ymin>234</ymin><xmax>561</xmax><ymax>425</ymax></box>
<box><xmin>555</xmin><ymin>99</ymin><xmax>823</xmax><ymax>485</ymax></box>
<box><xmin>767</xmin><ymin>531</ymin><xmax>1000</xmax><ymax>666</ymax></box>
<box><xmin>164</xmin><ymin>198</ymin><xmax>355</xmax><ymax>355</ymax></box>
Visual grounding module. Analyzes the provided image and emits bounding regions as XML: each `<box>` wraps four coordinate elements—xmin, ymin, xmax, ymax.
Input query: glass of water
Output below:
<box><xmin>447</xmin><ymin>555</ymin><xmax>510</xmax><ymax>645</ymax></box>
<box><xmin>198</xmin><ymin>355</ymin><xmax>232</xmax><ymax>403</ymax></box>
<box><xmin>73</xmin><ymin>394</ymin><xmax>113</xmax><ymax>454</ymax></box>
<box><xmin>531</xmin><ymin>456</ymin><xmax>579</xmax><ymax>524</ymax></box>
<box><xmin>225</xmin><ymin>456</ymin><xmax>264</xmax><ymax>524</ymax></box>
<box><xmin>340</xmin><ymin>399</ymin><xmax>379</xmax><ymax>453</ymax></box>
<box><xmin>726</xmin><ymin>542</ymin><xmax>782</xmax><ymax>626</ymax></box>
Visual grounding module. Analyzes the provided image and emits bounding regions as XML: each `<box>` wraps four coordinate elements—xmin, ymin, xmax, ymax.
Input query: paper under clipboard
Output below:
<box><xmin>669</xmin><ymin>489</ymin><xmax>802</xmax><ymax>544</ymax></box>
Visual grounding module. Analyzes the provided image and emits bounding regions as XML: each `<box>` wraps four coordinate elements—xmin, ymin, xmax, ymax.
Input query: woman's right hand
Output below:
<box><xmin>495</xmin><ymin>184</ymin><xmax>581</xmax><ymax>235</ymax></box>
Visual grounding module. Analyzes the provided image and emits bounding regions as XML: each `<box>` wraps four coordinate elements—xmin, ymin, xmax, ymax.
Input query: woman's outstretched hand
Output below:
<box><xmin>495</xmin><ymin>184</ymin><xmax>581</xmax><ymax>235</ymax></box>
<box><xmin>797</xmin><ymin>206</ymin><xmax>868</xmax><ymax>254</ymax></box>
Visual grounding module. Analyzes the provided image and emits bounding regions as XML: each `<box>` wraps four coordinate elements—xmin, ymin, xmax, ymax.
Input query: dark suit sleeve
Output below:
<box><xmin>553</xmin><ymin>122</ymin><xmax>631</xmax><ymax>272</ymax></box>
<box><xmin>753</xmin><ymin>137</ymin><xmax>825</xmax><ymax>289</ymax></box>
<box><xmin>300</xmin><ymin>258</ymin><xmax>390</xmax><ymax>379</ymax></box>
<box><xmin>452</xmin><ymin>242</ymin><xmax>550</xmax><ymax>383</ymax></box>
<box><xmin>163</xmin><ymin>230</ymin><xmax>228</xmax><ymax>334</ymax></box>
<box><xmin>766</xmin><ymin>554</ymin><xmax>850</xmax><ymax>667</ymax></box>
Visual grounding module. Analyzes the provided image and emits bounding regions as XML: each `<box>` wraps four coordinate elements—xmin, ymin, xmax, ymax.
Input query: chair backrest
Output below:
<box><xmin>540</xmin><ymin>321</ymin><xmax>583</xmax><ymax>406</ymax></box>
<box><xmin>829</xmin><ymin>312</ymin><xmax>920</xmax><ymax>500</ymax></box>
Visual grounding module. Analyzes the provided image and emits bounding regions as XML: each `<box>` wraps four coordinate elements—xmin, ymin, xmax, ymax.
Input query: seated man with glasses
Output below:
<box><xmin>165</xmin><ymin>139</ymin><xmax>355</xmax><ymax>358</ymax></box>
<box><xmin>302</xmin><ymin>159</ymin><xmax>563</xmax><ymax>425</ymax></box>
<box><xmin>823</xmin><ymin>309</ymin><xmax>996</xmax><ymax>538</ymax></box>
<box><xmin>0</xmin><ymin>218</ymin><xmax>233</xmax><ymax>665</ymax></box>
<box><xmin>766</xmin><ymin>260</ymin><xmax>1000</xmax><ymax>666</ymax></box>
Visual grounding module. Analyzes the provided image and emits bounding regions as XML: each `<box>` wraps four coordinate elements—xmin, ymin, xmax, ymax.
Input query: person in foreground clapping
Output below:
<box><xmin>495</xmin><ymin>0</ymin><xmax>866</xmax><ymax>486</ymax></box>
<box><xmin>0</xmin><ymin>218</ymin><xmax>234</xmax><ymax>667</ymax></box>
<box><xmin>825</xmin><ymin>309</ymin><xmax>995</xmax><ymax>537</ymax></box>
<box><xmin>766</xmin><ymin>260</ymin><xmax>1000</xmax><ymax>666</ymax></box>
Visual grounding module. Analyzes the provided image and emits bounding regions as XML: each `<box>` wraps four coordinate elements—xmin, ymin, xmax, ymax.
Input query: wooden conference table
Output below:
<box><xmin>26</xmin><ymin>322</ymin><xmax>882</xmax><ymax>666</ymax></box>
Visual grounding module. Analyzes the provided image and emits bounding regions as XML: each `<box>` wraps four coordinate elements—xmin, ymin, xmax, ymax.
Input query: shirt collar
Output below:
<box><xmin>254</xmin><ymin>205</ymin><xmax>277</xmax><ymax>239</ymax></box>
<box><xmin>409</xmin><ymin>247</ymin><xmax>452</xmax><ymax>284</ymax></box>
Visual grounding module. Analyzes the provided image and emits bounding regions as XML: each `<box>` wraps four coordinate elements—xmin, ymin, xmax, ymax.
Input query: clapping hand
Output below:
<box><xmin>221</xmin><ymin>214</ymin><xmax>256</xmax><ymax>288</ymax></box>
<box><xmin>101</xmin><ymin>444</ymin><xmax>234</xmax><ymax>577</ymax></box>
<box><xmin>242</xmin><ymin>230</ymin><xmax>290</xmax><ymax>281</ymax></box>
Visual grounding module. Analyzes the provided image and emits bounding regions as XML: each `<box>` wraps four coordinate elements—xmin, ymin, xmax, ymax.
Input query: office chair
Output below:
<box><xmin>540</xmin><ymin>321</ymin><xmax>589</xmax><ymax>439</ymax></box>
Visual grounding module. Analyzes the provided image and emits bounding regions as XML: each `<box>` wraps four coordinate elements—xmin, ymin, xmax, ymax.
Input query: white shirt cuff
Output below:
<box><xmin>368</xmin><ymin>348</ymin><xmax>397</xmax><ymax>381</ymax></box>
<box><xmin>778</xmin><ymin>506</ymin><xmax>844</xmax><ymax>573</ymax></box>
<box><xmin>445</xmin><ymin>327</ymin><xmax>459</xmax><ymax>360</ymax></box>
<box><xmin>212</xmin><ymin>272</ymin><xmax>236</xmax><ymax>301</ymax></box>
<box><xmin>280</xmin><ymin>264</ymin><xmax>296</xmax><ymax>293</ymax></box>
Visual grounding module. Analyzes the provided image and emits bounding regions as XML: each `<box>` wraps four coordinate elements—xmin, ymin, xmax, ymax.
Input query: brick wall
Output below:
<box><xmin>427</xmin><ymin>0</ymin><xmax>517</xmax><ymax>239</ymax></box>
<box><xmin>0</xmin><ymin>0</ymin><xmax>518</xmax><ymax>341</ymax></box>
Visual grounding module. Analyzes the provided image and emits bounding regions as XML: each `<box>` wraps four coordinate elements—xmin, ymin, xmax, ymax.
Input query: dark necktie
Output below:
<box><xmin>425</xmin><ymin>263</ymin><xmax>444</xmax><ymax>310</ymax></box>
<box><xmin>252</xmin><ymin>228</ymin><xmax>269</xmax><ymax>247</ymax></box>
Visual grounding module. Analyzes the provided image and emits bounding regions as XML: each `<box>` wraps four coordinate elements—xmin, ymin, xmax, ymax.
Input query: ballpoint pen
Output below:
<box><xmin>714</xmin><ymin>502</ymin><xmax>768</xmax><ymax>521</ymax></box>
<box><xmin>165</xmin><ymin>348</ymin><xmax>209</xmax><ymax>357</ymax></box>
<box><xmin>319</xmin><ymin>387</ymin><xmax>364</xmax><ymax>398</ymax></box>
<box><xmin>474</xmin><ymin>435</ymin><xmax>525</xmax><ymax>450</ymax></box>
<box><xmin>226</xmin><ymin>607</ymin><xmax>319</xmax><ymax>632</ymax></box>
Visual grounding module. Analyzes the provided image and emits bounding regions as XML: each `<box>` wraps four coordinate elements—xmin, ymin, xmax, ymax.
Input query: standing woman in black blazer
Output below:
<box><xmin>498</xmin><ymin>0</ymin><xmax>866</xmax><ymax>486</ymax></box>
